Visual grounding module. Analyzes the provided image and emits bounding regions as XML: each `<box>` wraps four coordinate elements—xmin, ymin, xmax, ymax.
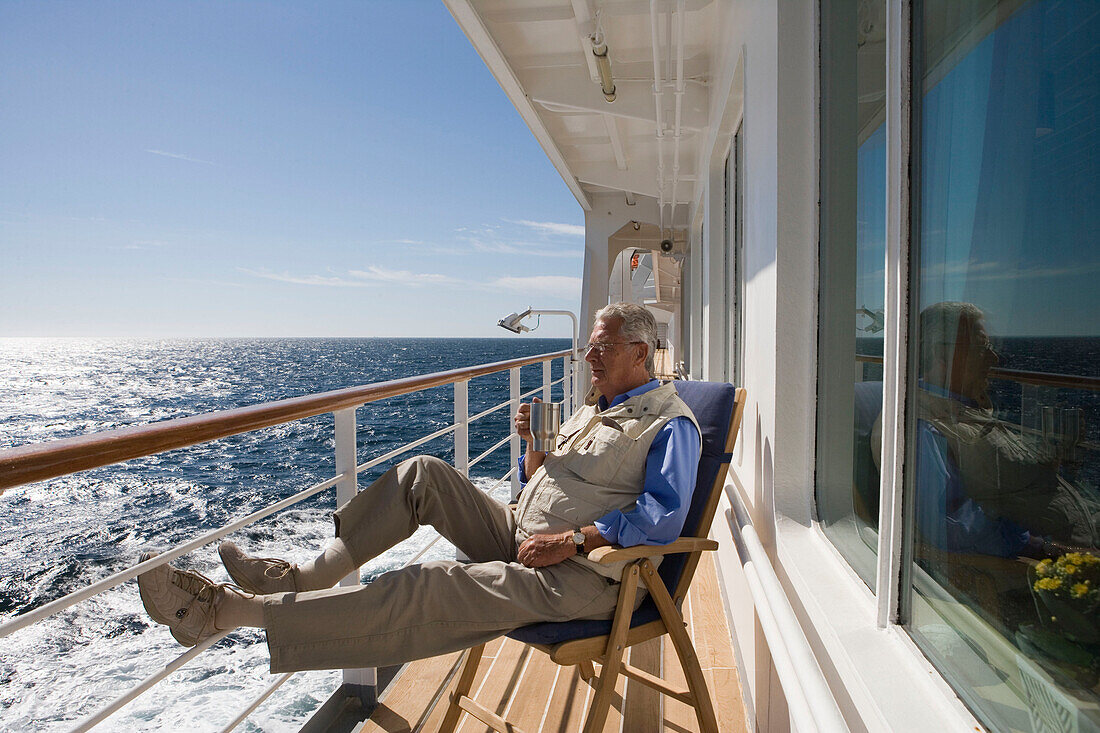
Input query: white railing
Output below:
<box><xmin>724</xmin><ymin>484</ymin><xmax>849</xmax><ymax>733</ymax></box>
<box><xmin>0</xmin><ymin>349</ymin><xmax>577</xmax><ymax>732</ymax></box>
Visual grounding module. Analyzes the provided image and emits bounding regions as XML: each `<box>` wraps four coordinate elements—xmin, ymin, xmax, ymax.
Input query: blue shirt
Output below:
<box><xmin>518</xmin><ymin>380</ymin><xmax>701</xmax><ymax>547</ymax></box>
<box><xmin>915</xmin><ymin>381</ymin><xmax>1030</xmax><ymax>557</ymax></box>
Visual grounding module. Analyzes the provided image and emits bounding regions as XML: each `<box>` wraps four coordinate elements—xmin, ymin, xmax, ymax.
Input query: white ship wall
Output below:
<box><xmin>677</xmin><ymin>1</ymin><xmax>979</xmax><ymax>730</ymax></box>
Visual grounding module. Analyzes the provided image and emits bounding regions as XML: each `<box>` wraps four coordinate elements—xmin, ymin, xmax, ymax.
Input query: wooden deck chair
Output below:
<box><xmin>441</xmin><ymin>382</ymin><xmax>747</xmax><ymax>733</ymax></box>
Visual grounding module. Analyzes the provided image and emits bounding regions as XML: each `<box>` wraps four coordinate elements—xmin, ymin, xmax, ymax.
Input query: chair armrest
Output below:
<box><xmin>587</xmin><ymin>537</ymin><xmax>719</xmax><ymax>565</ymax></box>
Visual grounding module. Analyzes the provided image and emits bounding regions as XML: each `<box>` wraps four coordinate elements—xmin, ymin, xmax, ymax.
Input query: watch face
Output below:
<box><xmin>573</xmin><ymin>531</ymin><xmax>585</xmax><ymax>546</ymax></box>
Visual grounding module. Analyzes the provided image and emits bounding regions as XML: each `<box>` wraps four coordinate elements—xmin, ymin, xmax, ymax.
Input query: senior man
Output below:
<box><xmin>138</xmin><ymin>302</ymin><xmax>701</xmax><ymax>672</ymax></box>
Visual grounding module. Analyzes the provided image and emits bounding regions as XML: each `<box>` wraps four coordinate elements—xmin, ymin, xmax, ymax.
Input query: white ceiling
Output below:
<box><xmin>448</xmin><ymin>0</ymin><xmax>718</xmax><ymax>222</ymax></box>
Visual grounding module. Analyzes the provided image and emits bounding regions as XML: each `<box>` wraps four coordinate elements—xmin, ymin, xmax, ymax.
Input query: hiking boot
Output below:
<box><xmin>137</xmin><ymin>551</ymin><xmax>246</xmax><ymax>647</ymax></box>
<box><xmin>218</xmin><ymin>541</ymin><xmax>299</xmax><ymax>594</ymax></box>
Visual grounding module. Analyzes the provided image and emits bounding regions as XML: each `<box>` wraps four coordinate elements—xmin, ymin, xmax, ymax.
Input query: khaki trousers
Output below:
<box><xmin>263</xmin><ymin>455</ymin><xmax>622</xmax><ymax>672</ymax></box>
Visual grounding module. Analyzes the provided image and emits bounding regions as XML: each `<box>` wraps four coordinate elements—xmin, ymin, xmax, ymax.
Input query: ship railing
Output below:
<box><xmin>0</xmin><ymin>348</ymin><xmax>577</xmax><ymax>733</ymax></box>
<box><xmin>855</xmin><ymin>354</ymin><xmax>1100</xmax><ymax>453</ymax></box>
<box><xmin>724</xmin><ymin>484</ymin><xmax>849</xmax><ymax>733</ymax></box>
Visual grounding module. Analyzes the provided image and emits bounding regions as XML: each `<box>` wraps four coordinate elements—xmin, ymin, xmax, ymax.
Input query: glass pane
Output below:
<box><xmin>816</xmin><ymin>0</ymin><xmax>887</xmax><ymax>591</ymax></box>
<box><xmin>905</xmin><ymin>1</ymin><xmax>1100</xmax><ymax>730</ymax></box>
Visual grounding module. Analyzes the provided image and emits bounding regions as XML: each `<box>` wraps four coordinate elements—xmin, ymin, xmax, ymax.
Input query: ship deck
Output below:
<box><xmin>360</xmin><ymin>553</ymin><xmax>746</xmax><ymax>733</ymax></box>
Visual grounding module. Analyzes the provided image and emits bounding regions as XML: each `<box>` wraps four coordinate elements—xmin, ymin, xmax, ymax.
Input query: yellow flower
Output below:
<box><xmin>1072</xmin><ymin>583</ymin><xmax>1090</xmax><ymax>598</ymax></box>
<box><xmin>1036</xmin><ymin>559</ymin><xmax>1052</xmax><ymax>576</ymax></box>
<box><xmin>1035</xmin><ymin>577</ymin><xmax>1063</xmax><ymax>591</ymax></box>
<box><xmin>1064</xmin><ymin>564</ymin><xmax>1079</xmax><ymax>575</ymax></box>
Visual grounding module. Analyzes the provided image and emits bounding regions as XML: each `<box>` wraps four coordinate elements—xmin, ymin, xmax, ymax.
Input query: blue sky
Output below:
<box><xmin>0</xmin><ymin>1</ymin><xmax>585</xmax><ymax>338</ymax></box>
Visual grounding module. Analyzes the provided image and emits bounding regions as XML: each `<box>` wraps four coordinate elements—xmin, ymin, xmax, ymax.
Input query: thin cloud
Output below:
<box><xmin>924</xmin><ymin>259</ymin><xmax>1100</xmax><ymax>282</ymax></box>
<box><xmin>347</xmin><ymin>266</ymin><xmax>460</xmax><ymax>285</ymax></box>
<box><xmin>453</xmin><ymin>225</ymin><xmax>583</xmax><ymax>258</ymax></box>
<box><xmin>165</xmin><ymin>277</ymin><xmax>247</xmax><ymax>289</ymax></box>
<box><xmin>144</xmin><ymin>149</ymin><xmax>215</xmax><ymax>165</ymax></box>
<box><xmin>108</xmin><ymin>239</ymin><xmax>168</xmax><ymax>251</ymax></box>
<box><xmin>240</xmin><ymin>266</ymin><xmax>462</xmax><ymax>288</ymax></box>
<box><xmin>239</xmin><ymin>268</ymin><xmax>368</xmax><ymax>287</ymax></box>
<box><xmin>510</xmin><ymin>219</ymin><xmax>585</xmax><ymax>237</ymax></box>
<box><xmin>491</xmin><ymin>275</ymin><xmax>582</xmax><ymax>297</ymax></box>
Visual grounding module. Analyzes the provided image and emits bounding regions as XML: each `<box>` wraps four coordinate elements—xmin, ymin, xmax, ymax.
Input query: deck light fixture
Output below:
<box><xmin>590</xmin><ymin>32</ymin><xmax>616</xmax><ymax>103</ymax></box>
<box><xmin>497</xmin><ymin>311</ymin><xmax>532</xmax><ymax>334</ymax></box>
<box><xmin>497</xmin><ymin>307</ymin><xmax>581</xmax><ymax>409</ymax></box>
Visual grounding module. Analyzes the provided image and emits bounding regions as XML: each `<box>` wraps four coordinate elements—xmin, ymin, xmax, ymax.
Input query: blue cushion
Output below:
<box><xmin>507</xmin><ymin>381</ymin><xmax>737</xmax><ymax>647</ymax></box>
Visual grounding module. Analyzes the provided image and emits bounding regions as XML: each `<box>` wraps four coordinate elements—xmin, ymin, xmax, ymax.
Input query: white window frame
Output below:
<box><xmin>760</xmin><ymin>0</ymin><xmax>987</xmax><ymax>728</ymax></box>
<box><xmin>875</xmin><ymin>0</ymin><xmax>913</xmax><ymax>629</ymax></box>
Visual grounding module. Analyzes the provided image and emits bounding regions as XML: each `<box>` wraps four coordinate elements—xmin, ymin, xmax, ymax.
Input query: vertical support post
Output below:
<box><xmin>454</xmin><ymin>380</ymin><xmax>469</xmax><ymax>476</ymax></box>
<box><xmin>542</xmin><ymin>359</ymin><xmax>552</xmax><ymax>403</ymax></box>
<box><xmin>333</xmin><ymin>408</ymin><xmax>377</xmax><ymax>697</ymax></box>
<box><xmin>562</xmin><ymin>355</ymin><xmax>573</xmax><ymax>419</ymax></box>
<box><xmin>509</xmin><ymin>366</ymin><xmax>522</xmax><ymax>499</ymax></box>
<box><xmin>878</xmin><ymin>0</ymin><xmax>914</xmax><ymax>629</ymax></box>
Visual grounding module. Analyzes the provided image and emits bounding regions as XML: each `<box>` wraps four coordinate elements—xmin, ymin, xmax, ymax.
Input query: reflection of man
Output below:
<box><xmin>138</xmin><ymin>302</ymin><xmax>701</xmax><ymax>673</ymax></box>
<box><xmin>899</xmin><ymin>302</ymin><xmax>1098</xmax><ymax>558</ymax></box>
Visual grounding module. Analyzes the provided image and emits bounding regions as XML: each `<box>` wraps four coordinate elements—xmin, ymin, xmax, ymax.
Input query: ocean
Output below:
<box><xmin>0</xmin><ymin>337</ymin><xmax>571</xmax><ymax>733</ymax></box>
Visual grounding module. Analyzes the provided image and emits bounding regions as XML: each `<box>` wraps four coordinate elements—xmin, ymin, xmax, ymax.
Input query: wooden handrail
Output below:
<box><xmin>0</xmin><ymin>349</ymin><xmax>572</xmax><ymax>493</ymax></box>
<box><xmin>855</xmin><ymin>354</ymin><xmax>1100</xmax><ymax>391</ymax></box>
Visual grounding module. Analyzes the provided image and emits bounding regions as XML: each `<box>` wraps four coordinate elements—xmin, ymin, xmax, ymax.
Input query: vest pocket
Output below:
<box><xmin>560</xmin><ymin>425</ymin><xmax>636</xmax><ymax>487</ymax></box>
<box><xmin>536</xmin><ymin>484</ymin><xmax>609</xmax><ymax>529</ymax></box>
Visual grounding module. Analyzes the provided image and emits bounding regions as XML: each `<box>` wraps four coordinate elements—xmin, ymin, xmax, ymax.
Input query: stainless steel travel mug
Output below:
<box><xmin>529</xmin><ymin>402</ymin><xmax>562</xmax><ymax>452</ymax></box>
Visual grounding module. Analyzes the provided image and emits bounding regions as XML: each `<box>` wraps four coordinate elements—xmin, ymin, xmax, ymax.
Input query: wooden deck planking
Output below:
<box><xmin>692</xmin><ymin>555</ymin><xmax>747</xmax><ymax>733</ymax></box>
<box><xmin>661</xmin><ymin>588</ymin><xmax>698</xmax><ymax>732</ymax></box>
<box><xmin>364</xmin><ymin>554</ymin><xmax>744</xmax><ymax>732</ymax></box>
<box><xmin>456</xmin><ymin>637</ymin><xmax>533</xmax><ymax>733</ymax></box>
<box><xmin>623</xmin><ymin>638</ymin><xmax>664</xmax><ymax>732</ymax></box>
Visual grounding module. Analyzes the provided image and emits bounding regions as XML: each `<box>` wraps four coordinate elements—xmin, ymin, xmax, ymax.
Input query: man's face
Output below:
<box><xmin>585</xmin><ymin>317</ymin><xmax>647</xmax><ymax>399</ymax></box>
<box><xmin>949</xmin><ymin>317</ymin><xmax>999</xmax><ymax>401</ymax></box>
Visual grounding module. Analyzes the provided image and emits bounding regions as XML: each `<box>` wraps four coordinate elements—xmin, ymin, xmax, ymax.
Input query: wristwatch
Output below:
<box><xmin>572</xmin><ymin>530</ymin><xmax>587</xmax><ymax>556</ymax></box>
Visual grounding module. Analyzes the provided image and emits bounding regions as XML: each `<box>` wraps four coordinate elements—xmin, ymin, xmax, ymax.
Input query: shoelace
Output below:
<box><xmin>250</xmin><ymin>557</ymin><xmax>294</xmax><ymax>580</ymax></box>
<box><xmin>177</xmin><ymin>567</ymin><xmax>255</xmax><ymax>603</ymax></box>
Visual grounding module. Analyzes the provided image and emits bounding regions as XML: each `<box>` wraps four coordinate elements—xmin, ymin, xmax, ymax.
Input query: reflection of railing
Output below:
<box><xmin>854</xmin><ymin>354</ymin><xmax>1100</xmax><ymax>454</ymax></box>
<box><xmin>0</xmin><ymin>349</ymin><xmax>575</xmax><ymax>732</ymax></box>
<box><xmin>854</xmin><ymin>353</ymin><xmax>1100</xmax><ymax>392</ymax></box>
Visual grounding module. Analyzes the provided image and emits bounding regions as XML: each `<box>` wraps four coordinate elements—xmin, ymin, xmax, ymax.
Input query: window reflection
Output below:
<box><xmin>906</xmin><ymin>1</ymin><xmax>1100</xmax><ymax>730</ymax></box>
<box><xmin>817</xmin><ymin>0</ymin><xmax>887</xmax><ymax>592</ymax></box>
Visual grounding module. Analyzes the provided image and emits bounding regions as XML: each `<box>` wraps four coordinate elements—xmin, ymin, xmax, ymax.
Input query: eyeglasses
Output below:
<box><xmin>584</xmin><ymin>341</ymin><xmax>642</xmax><ymax>358</ymax></box>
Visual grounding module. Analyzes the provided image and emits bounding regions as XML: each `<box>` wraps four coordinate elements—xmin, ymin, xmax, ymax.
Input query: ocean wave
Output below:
<box><xmin>0</xmin><ymin>337</ymin><xmax>566</xmax><ymax>731</ymax></box>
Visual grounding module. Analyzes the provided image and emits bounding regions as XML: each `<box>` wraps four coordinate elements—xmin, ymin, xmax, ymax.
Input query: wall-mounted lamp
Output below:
<box><xmin>497</xmin><ymin>311</ymin><xmax>532</xmax><ymax>334</ymax></box>
<box><xmin>497</xmin><ymin>307</ymin><xmax>581</xmax><ymax>409</ymax></box>
<box><xmin>590</xmin><ymin>33</ymin><xmax>616</xmax><ymax>103</ymax></box>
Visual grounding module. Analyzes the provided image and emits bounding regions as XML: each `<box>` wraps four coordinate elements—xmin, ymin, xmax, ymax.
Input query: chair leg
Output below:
<box><xmin>439</xmin><ymin>643</ymin><xmax>485</xmax><ymax>733</ymax></box>
<box><xmin>582</xmin><ymin>563</ymin><xmax>641</xmax><ymax>733</ymax></box>
<box><xmin>578</xmin><ymin>659</ymin><xmax>596</xmax><ymax>682</ymax></box>
<box><xmin>640</xmin><ymin>559</ymin><xmax>719</xmax><ymax>733</ymax></box>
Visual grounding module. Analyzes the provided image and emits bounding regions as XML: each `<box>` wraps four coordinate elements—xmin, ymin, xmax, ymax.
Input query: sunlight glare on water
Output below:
<box><xmin>0</xmin><ymin>337</ymin><xmax>567</xmax><ymax>732</ymax></box>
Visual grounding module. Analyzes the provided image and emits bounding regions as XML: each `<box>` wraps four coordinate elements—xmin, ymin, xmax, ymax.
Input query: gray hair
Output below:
<box><xmin>594</xmin><ymin>302</ymin><xmax>658</xmax><ymax>377</ymax></box>
<box><xmin>918</xmin><ymin>301</ymin><xmax>985</xmax><ymax>375</ymax></box>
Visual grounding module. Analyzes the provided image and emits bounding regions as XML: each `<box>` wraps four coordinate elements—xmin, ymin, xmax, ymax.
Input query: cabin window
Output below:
<box><xmin>899</xmin><ymin>0</ymin><xmax>1100</xmax><ymax>729</ymax></box>
<box><xmin>815</xmin><ymin>0</ymin><xmax>887</xmax><ymax>592</ymax></box>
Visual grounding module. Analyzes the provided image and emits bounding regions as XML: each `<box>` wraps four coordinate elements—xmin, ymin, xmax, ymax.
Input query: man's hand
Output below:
<box><xmin>514</xmin><ymin>397</ymin><xmax>547</xmax><ymax>475</ymax></box>
<box><xmin>517</xmin><ymin>531</ymin><xmax>574</xmax><ymax>568</ymax></box>
<box><xmin>513</xmin><ymin>397</ymin><xmax>541</xmax><ymax>442</ymax></box>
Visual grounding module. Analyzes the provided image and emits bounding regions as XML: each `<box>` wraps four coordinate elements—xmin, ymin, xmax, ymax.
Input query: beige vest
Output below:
<box><xmin>514</xmin><ymin>382</ymin><xmax>701</xmax><ymax>580</ymax></box>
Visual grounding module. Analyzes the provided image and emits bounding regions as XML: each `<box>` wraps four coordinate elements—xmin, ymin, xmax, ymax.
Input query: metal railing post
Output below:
<box><xmin>510</xmin><ymin>366</ymin><xmax>522</xmax><ymax>499</ymax></box>
<box><xmin>542</xmin><ymin>359</ymin><xmax>552</xmax><ymax>403</ymax></box>
<box><xmin>454</xmin><ymin>380</ymin><xmax>469</xmax><ymax>476</ymax></box>
<box><xmin>562</xmin><ymin>355</ymin><xmax>573</xmax><ymax>418</ymax></box>
<box><xmin>333</xmin><ymin>408</ymin><xmax>376</xmax><ymax>700</ymax></box>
